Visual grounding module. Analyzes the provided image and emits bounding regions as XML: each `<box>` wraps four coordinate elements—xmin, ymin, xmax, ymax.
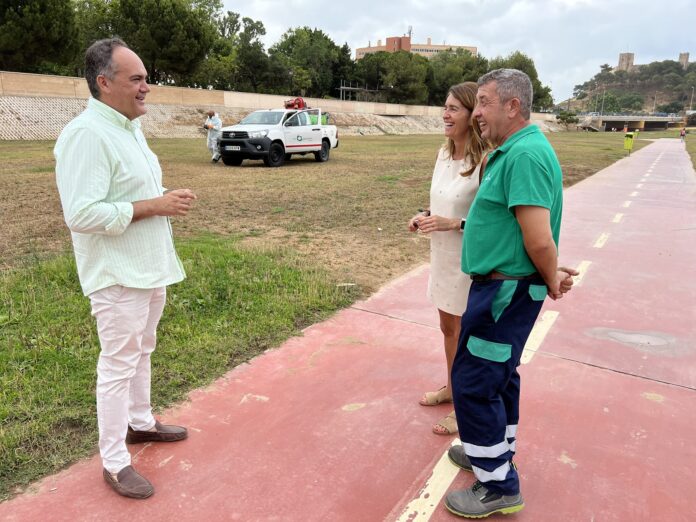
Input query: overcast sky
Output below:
<box><xmin>224</xmin><ymin>0</ymin><xmax>695</xmax><ymax>102</ymax></box>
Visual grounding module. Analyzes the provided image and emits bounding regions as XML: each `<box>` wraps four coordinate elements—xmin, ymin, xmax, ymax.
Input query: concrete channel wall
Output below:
<box><xmin>0</xmin><ymin>71</ymin><xmax>558</xmax><ymax>140</ymax></box>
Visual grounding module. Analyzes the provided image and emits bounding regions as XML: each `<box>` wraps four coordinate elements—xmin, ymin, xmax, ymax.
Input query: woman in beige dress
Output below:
<box><xmin>408</xmin><ymin>82</ymin><xmax>488</xmax><ymax>435</ymax></box>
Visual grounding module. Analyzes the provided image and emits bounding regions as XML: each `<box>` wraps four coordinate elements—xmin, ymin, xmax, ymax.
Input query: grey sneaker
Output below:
<box><xmin>445</xmin><ymin>481</ymin><xmax>524</xmax><ymax>518</ymax></box>
<box><xmin>448</xmin><ymin>445</ymin><xmax>473</xmax><ymax>472</ymax></box>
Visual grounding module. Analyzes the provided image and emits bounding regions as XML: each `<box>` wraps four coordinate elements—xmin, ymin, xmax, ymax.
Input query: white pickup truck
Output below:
<box><xmin>218</xmin><ymin>108</ymin><xmax>339</xmax><ymax>167</ymax></box>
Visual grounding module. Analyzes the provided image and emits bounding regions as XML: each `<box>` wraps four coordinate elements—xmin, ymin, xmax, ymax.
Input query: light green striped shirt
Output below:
<box><xmin>54</xmin><ymin>97</ymin><xmax>185</xmax><ymax>296</ymax></box>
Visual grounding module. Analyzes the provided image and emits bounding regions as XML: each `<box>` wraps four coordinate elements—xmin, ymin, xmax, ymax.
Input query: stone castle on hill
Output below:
<box><xmin>615</xmin><ymin>52</ymin><xmax>689</xmax><ymax>72</ymax></box>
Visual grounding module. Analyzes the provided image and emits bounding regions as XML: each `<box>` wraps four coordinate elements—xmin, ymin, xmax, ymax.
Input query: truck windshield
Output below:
<box><xmin>240</xmin><ymin>112</ymin><xmax>285</xmax><ymax>125</ymax></box>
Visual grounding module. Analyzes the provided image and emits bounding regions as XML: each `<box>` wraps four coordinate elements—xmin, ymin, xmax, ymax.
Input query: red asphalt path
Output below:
<box><xmin>2</xmin><ymin>138</ymin><xmax>695</xmax><ymax>522</ymax></box>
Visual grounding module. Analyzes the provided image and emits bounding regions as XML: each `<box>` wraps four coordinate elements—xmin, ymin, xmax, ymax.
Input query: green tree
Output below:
<box><xmin>556</xmin><ymin>110</ymin><xmax>579</xmax><ymax>129</ymax></box>
<box><xmin>428</xmin><ymin>49</ymin><xmax>488</xmax><ymax>105</ymax></box>
<box><xmin>331</xmin><ymin>43</ymin><xmax>355</xmax><ymax>98</ymax></box>
<box><xmin>656</xmin><ymin>101</ymin><xmax>683</xmax><ymax>114</ymax></box>
<box><xmin>290</xmin><ymin>66</ymin><xmax>312</xmax><ymax>96</ymax></box>
<box><xmin>601</xmin><ymin>92</ymin><xmax>620</xmax><ymax>113</ymax></box>
<box><xmin>187</xmin><ymin>10</ymin><xmax>240</xmax><ymax>90</ymax></box>
<box><xmin>354</xmin><ymin>51</ymin><xmax>390</xmax><ymax>91</ymax></box>
<box><xmin>112</xmin><ymin>0</ymin><xmax>219</xmax><ymax>84</ymax></box>
<box><xmin>381</xmin><ymin>51</ymin><xmax>430</xmax><ymax>105</ymax></box>
<box><xmin>488</xmin><ymin>51</ymin><xmax>553</xmax><ymax>110</ymax></box>
<box><xmin>270</xmin><ymin>27</ymin><xmax>341</xmax><ymax>98</ymax></box>
<box><xmin>233</xmin><ymin>16</ymin><xmax>269</xmax><ymax>92</ymax></box>
<box><xmin>615</xmin><ymin>92</ymin><xmax>644</xmax><ymax>112</ymax></box>
<box><xmin>0</xmin><ymin>0</ymin><xmax>78</xmax><ymax>72</ymax></box>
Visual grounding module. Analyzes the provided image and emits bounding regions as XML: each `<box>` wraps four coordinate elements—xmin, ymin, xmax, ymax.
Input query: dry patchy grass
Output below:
<box><xmin>0</xmin><ymin>132</ymin><xmax>656</xmax><ymax>293</ymax></box>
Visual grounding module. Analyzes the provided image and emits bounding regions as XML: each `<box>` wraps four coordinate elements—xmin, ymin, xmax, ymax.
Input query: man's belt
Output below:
<box><xmin>470</xmin><ymin>271</ymin><xmax>540</xmax><ymax>282</ymax></box>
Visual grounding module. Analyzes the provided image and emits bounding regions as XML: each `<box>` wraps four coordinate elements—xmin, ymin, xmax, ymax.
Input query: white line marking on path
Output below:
<box><xmin>630</xmin><ymin>191</ymin><xmax>639</xmax><ymax>197</ymax></box>
<box><xmin>636</xmin><ymin>184</ymin><xmax>643</xmax><ymax>189</ymax></box>
<box><xmin>593</xmin><ymin>233</ymin><xmax>610</xmax><ymax>248</ymax></box>
<box><xmin>641</xmin><ymin>178</ymin><xmax>647</xmax><ymax>182</ymax></box>
<box><xmin>623</xmin><ymin>201</ymin><xmax>632</xmax><ymax>208</ymax></box>
<box><xmin>396</xmin><ymin>439</ymin><xmax>461</xmax><ymax>521</ymax></box>
<box><xmin>613</xmin><ymin>213</ymin><xmax>624</xmax><ymax>223</ymax></box>
<box><xmin>521</xmin><ymin>311</ymin><xmax>560</xmax><ymax>364</ymax></box>
<box><xmin>573</xmin><ymin>260</ymin><xmax>592</xmax><ymax>286</ymax></box>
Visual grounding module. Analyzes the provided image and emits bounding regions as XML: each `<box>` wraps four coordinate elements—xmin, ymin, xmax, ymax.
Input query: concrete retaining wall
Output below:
<box><xmin>0</xmin><ymin>71</ymin><xmax>559</xmax><ymax>140</ymax></box>
<box><xmin>0</xmin><ymin>71</ymin><xmax>442</xmax><ymax>116</ymax></box>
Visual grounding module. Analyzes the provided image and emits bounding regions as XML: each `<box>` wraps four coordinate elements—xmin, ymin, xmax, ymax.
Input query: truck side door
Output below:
<box><xmin>304</xmin><ymin>109</ymin><xmax>324</xmax><ymax>151</ymax></box>
<box><xmin>283</xmin><ymin>112</ymin><xmax>320</xmax><ymax>153</ymax></box>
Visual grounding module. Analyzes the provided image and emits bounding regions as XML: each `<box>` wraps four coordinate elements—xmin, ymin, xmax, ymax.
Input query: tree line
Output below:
<box><xmin>574</xmin><ymin>61</ymin><xmax>696</xmax><ymax>114</ymax></box>
<box><xmin>0</xmin><ymin>0</ymin><xmax>553</xmax><ymax>109</ymax></box>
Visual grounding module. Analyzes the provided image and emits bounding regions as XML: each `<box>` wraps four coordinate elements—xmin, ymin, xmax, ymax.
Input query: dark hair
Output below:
<box><xmin>444</xmin><ymin>82</ymin><xmax>489</xmax><ymax>176</ymax></box>
<box><xmin>477</xmin><ymin>69</ymin><xmax>533</xmax><ymax>120</ymax></box>
<box><xmin>85</xmin><ymin>38</ymin><xmax>129</xmax><ymax>99</ymax></box>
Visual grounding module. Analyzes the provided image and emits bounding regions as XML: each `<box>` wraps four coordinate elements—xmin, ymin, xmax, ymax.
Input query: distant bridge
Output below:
<box><xmin>581</xmin><ymin>114</ymin><xmax>684</xmax><ymax>132</ymax></box>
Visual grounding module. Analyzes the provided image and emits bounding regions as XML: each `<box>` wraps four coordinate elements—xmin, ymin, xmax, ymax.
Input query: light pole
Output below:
<box><xmin>691</xmin><ymin>86</ymin><xmax>694</xmax><ymax>111</ymax></box>
<box><xmin>652</xmin><ymin>91</ymin><xmax>657</xmax><ymax>114</ymax></box>
<box><xmin>600</xmin><ymin>88</ymin><xmax>606</xmax><ymax>116</ymax></box>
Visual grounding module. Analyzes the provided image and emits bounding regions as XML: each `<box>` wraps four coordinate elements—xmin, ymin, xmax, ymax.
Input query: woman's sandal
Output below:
<box><xmin>432</xmin><ymin>411</ymin><xmax>458</xmax><ymax>435</ymax></box>
<box><xmin>419</xmin><ymin>385</ymin><xmax>453</xmax><ymax>406</ymax></box>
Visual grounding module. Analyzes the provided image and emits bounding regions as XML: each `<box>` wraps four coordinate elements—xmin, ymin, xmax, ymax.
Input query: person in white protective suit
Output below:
<box><xmin>204</xmin><ymin>110</ymin><xmax>222</xmax><ymax>162</ymax></box>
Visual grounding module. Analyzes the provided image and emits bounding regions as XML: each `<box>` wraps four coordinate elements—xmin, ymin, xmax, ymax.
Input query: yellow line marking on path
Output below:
<box><xmin>630</xmin><ymin>191</ymin><xmax>639</xmax><ymax>197</ymax></box>
<box><xmin>573</xmin><ymin>260</ymin><xmax>592</xmax><ymax>286</ymax></box>
<box><xmin>593</xmin><ymin>233</ymin><xmax>610</xmax><ymax>248</ymax></box>
<box><xmin>613</xmin><ymin>213</ymin><xmax>624</xmax><ymax>223</ymax></box>
<box><xmin>623</xmin><ymin>201</ymin><xmax>632</xmax><ymax>208</ymax></box>
<box><xmin>396</xmin><ymin>439</ymin><xmax>461</xmax><ymax>521</ymax></box>
<box><xmin>521</xmin><ymin>311</ymin><xmax>559</xmax><ymax>364</ymax></box>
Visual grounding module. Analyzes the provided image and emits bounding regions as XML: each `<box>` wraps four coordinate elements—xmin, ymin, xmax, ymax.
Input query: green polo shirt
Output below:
<box><xmin>461</xmin><ymin>124</ymin><xmax>563</xmax><ymax>276</ymax></box>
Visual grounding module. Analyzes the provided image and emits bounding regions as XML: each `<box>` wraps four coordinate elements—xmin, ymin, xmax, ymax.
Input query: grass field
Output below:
<box><xmin>0</xmin><ymin>129</ymin><xmax>691</xmax><ymax>499</ymax></box>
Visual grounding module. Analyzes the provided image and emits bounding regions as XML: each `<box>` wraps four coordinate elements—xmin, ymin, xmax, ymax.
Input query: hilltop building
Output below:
<box><xmin>615</xmin><ymin>52</ymin><xmax>690</xmax><ymax>72</ymax></box>
<box><xmin>356</xmin><ymin>36</ymin><xmax>477</xmax><ymax>60</ymax></box>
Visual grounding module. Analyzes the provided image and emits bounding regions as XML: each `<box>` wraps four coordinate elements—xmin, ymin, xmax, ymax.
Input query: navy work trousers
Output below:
<box><xmin>452</xmin><ymin>277</ymin><xmax>546</xmax><ymax>495</ymax></box>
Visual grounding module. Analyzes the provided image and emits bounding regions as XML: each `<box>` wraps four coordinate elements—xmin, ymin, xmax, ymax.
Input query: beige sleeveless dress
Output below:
<box><xmin>426</xmin><ymin>148</ymin><xmax>480</xmax><ymax>315</ymax></box>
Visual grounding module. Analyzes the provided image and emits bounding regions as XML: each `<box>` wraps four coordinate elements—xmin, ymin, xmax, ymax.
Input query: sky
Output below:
<box><xmin>223</xmin><ymin>0</ymin><xmax>695</xmax><ymax>103</ymax></box>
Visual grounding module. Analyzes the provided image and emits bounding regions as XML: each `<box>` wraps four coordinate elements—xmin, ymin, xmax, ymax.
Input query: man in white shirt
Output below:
<box><xmin>54</xmin><ymin>38</ymin><xmax>196</xmax><ymax>499</ymax></box>
<box><xmin>204</xmin><ymin>110</ymin><xmax>222</xmax><ymax>162</ymax></box>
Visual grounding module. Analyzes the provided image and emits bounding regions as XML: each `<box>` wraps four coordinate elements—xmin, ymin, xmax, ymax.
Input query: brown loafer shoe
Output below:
<box><xmin>103</xmin><ymin>466</ymin><xmax>154</xmax><ymax>499</ymax></box>
<box><xmin>126</xmin><ymin>420</ymin><xmax>188</xmax><ymax>444</ymax></box>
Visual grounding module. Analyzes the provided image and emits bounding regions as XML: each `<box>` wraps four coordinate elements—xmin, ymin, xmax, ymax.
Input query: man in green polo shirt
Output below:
<box><xmin>443</xmin><ymin>69</ymin><xmax>577</xmax><ymax>518</ymax></box>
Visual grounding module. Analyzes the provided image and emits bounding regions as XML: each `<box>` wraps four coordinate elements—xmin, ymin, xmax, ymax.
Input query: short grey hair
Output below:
<box><xmin>85</xmin><ymin>38</ymin><xmax>129</xmax><ymax>99</ymax></box>
<box><xmin>478</xmin><ymin>69</ymin><xmax>533</xmax><ymax>120</ymax></box>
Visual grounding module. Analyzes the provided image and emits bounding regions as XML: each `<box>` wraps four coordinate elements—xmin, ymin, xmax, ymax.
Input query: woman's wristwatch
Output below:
<box><xmin>460</xmin><ymin>218</ymin><xmax>466</xmax><ymax>230</ymax></box>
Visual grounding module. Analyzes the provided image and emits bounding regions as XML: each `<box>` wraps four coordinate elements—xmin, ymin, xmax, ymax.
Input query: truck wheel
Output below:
<box><xmin>263</xmin><ymin>142</ymin><xmax>285</xmax><ymax>167</ymax></box>
<box><xmin>314</xmin><ymin>140</ymin><xmax>330</xmax><ymax>162</ymax></box>
<box><xmin>222</xmin><ymin>156</ymin><xmax>243</xmax><ymax>166</ymax></box>
<box><xmin>284</xmin><ymin>153</ymin><xmax>292</xmax><ymax>161</ymax></box>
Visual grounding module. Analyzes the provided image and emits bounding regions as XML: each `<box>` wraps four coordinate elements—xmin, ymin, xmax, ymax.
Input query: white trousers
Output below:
<box><xmin>89</xmin><ymin>285</ymin><xmax>166</xmax><ymax>473</ymax></box>
<box><xmin>207</xmin><ymin>136</ymin><xmax>221</xmax><ymax>160</ymax></box>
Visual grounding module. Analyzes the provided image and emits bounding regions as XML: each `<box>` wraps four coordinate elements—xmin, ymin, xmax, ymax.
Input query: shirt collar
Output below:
<box><xmin>488</xmin><ymin>124</ymin><xmax>539</xmax><ymax>160</ymax></box>
<box><xmin>88</xmin><ymin>97</ymin><xmax>141</xmax><ymax>132</ymax></box>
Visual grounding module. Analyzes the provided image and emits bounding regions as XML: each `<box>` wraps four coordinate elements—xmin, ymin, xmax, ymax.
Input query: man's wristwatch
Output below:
<box><xmin>460</xmin><ymin>218</ymin><xmax>466</xmax><ymax>230</ymax></box>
